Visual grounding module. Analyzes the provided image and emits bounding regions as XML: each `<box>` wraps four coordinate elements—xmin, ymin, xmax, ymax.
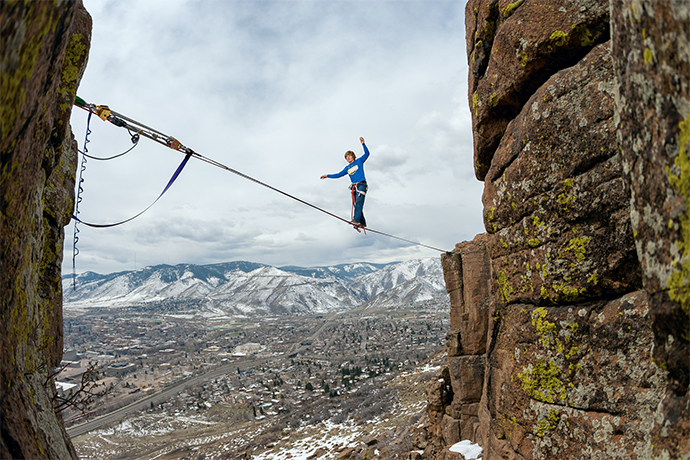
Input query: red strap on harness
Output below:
<box><xmin>350</xmin><ymin>186</ymin><xmax>366</xmax><ymax>234</ymax></box>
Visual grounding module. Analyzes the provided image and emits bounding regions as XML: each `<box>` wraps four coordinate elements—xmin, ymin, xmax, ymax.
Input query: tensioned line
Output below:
<box><xmin>71</xmin><ymin>97</ymin><xmax>448</xmax><ymax>254</ymax></box>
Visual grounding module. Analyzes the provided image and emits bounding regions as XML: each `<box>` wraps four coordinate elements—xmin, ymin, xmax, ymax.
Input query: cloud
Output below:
<box><xmin>64</xmin><ymin>0</ymin><xmax>484</xmax><ymax>275</ymax></box>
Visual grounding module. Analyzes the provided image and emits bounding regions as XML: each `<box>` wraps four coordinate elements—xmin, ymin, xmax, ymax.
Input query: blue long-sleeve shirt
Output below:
<box><xmin>327</xmin><ymin>143</ymin><xmax>370</xmax><ymax>183</ymax></box>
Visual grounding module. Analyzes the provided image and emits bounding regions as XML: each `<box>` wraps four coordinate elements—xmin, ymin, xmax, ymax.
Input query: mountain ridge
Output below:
<box><xmin>63</xmin><ymin>258</ymin><xmax>446</xmax><ymax>316</ymax></box>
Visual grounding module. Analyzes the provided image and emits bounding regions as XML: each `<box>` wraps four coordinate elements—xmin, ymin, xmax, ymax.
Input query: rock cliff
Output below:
<box><xmin>1</xmin><ymin>2</ymin><xmax>91</xmax><ymax>459</ymax></box>
<box><xmin>427</xmin><ymin>1</ymin><xmax>689</xmax><ymax>459</ymax></box>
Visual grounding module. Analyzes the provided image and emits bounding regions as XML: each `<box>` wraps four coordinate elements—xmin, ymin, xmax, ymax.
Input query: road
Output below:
<box><xmin>66</xmin><ymin>357</ymin><xmax>269</xmax><ymax>438</ymax></box>
<box><xmin>287</xmin><ymin>312</ymin><xmax>340</xmax><ymax>356</ymax></box>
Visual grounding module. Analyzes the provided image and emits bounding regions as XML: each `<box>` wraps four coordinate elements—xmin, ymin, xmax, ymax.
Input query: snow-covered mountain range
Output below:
<box><xmin>62</xmin><ymin>258</ymin><xmax>447</xmax><ymax>316</ymax></box>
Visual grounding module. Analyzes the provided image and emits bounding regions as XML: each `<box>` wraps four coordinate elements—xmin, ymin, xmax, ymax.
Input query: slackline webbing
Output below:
<box><xmin>190</xmin><ymin>151</ymin><xmax>446</xmax><ymax>253</ymax></box>
<box><xmin>72</xmin><ymin>152</ymin><xmax>192</xmax><ymax>228</ymax></box>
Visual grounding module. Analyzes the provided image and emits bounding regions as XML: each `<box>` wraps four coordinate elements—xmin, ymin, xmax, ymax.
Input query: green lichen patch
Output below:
<box><xmin>521</xmin><ymin>274</ymin><xmax>534</xmax><ymax>293</ymax></box>
<box><xmin>519</xmin><ymin>50</ymin><xmax>529</xmax><ymax>67</ymax></box>
<box><xmin>549</xmin><ymin>30</ymin><xmax>570</xmax><ymax>47</ymax></box>
<box><xmin>516</xmin><ymin>307</ymin><xmax>585</xmax><ymax>412</ymax></box>
<box><xmin>518</xmin><ymin>359</ymin><xmax>567</xmax><ymax>404</ymax></box>
<box><xmin>540</xmin><ymin>285</ymin><xmax>549</xmax><ymax>299</ymax></box>
<box><xmin>565</xmin><ymin>345</ymin><xmax>580</xmax><ymax>360</ymax></box>
<box><xmin>60</xmin><ymin>33</ymin><xmax>86</xmax><ymax>95</ymax></box>
<box><xmin>490</xmin><ymin>92</ymin><xmax>498</xmax><ymax>107</ymax></box>
<box><xmin>503</xmin><ymin>1</ymin><xmax>522</xmax><ymax>18</ymax></box>
<box><xmin>532</xmin><ymin>307</ymin><xmax>557</xmax><ymax>347</ymax></box>
<box><xmin>536</xmin><ymin>409</ymin><xmax>561</xmax><ymax>437</ymax></box>
<box><xmin>565</xmin><ymin>236</ymin><xmax>591</xmax><ymax>264</ymax></box>
<box><xmin>557</xmin><ymin>179</ymin><xmax>576</xmax><ymax>212</ymax></box>
<box><xmin>551</xmin><ymin>282</ymin><xmax>586</xmax><ymax>302</ymax></box>
<box><xmin>481</xmin><ymin>0</ymin><xmax>499</xmax><ymax>42</ymax></box>
<box><xmin>572</xmin><ymin>23</ymin><xmax>595</xmax><ymax>47</ymax></box>
<box><xmin>486</xmin><ymin>207</ymin><xmax>495</xmax><ymax>222</ymax></box>
<box><xmin>643</xmin><ymin>47</ymin><xmax>653</xmax><ymax>65</ymax></box>
<box><xmin>498</xmin><ymin>270</ymin><xmax>514</xmax><ymax>303</ymax></box>
<box><xmin>666</xmin><ymin>116</ymin><xmax>690</xmax><ymax>317</ymax></box>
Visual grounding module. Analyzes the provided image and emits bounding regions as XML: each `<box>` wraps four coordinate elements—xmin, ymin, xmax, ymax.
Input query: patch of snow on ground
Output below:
<box><xmin>418</xmin><ymin>364</ymin><xmax>441</xmax><ymax>373</ymax></box>
<box><xmin>98</xmin><ymin>419</ymin><xmax>175</xmax><ymax>438</ymax></box>
<box><xmin>174</xmin><ymin>415</ymin><xmax>217</xmax><ymax>426</ymax></box>
<box><xmin>252</xmin><ymin>420</ymin><xmax>360</xmax><ymax>460</ymax></box>
<box><xmin>449</xmin><ymin>440</ymin><xmax>483</xmax><ymax>459</ymax></box>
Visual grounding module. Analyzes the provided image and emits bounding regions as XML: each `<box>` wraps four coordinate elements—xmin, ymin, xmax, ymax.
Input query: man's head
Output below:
<box><xmin>345</xmin><ymin>150</ymin><xmax>356</xmax><ymax>163</ymax></box>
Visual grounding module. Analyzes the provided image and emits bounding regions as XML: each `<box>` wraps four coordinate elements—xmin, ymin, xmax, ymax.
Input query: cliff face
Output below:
<box><xmin>428</xmin><ymin>0</ymin><xmax>689</xmax><ymax>459</ymax></box>
<box><xmin>1</xmin><ymin>2</ymin><xmax>91</xmax><ymax>459</ymax></box>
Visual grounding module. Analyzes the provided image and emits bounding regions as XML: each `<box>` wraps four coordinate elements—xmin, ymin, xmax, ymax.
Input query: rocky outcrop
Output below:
<box><xmin>467</xmin><ymin>0</ymin><xmax>610</xmax><ymax>180</ymax></box>
<box><xmin>428</xmin><ymin>0</ymin><xmax>689</xmax><ymax>459</ymax></box>
<box><xmin>1</xmin><ymin>2</ymin><xmax>91</xmax><ymax>459</ymax></box>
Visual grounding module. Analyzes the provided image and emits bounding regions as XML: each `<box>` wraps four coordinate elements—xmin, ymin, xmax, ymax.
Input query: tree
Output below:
<box><xmin>305</xmin><ymin>382</ymin><xmax>313</xmax><ymax>391</ymax></box>
<box><xmin>51</xmin><ymin>361</ymin><xmax>113</xmax><ymax>414</ymax></box>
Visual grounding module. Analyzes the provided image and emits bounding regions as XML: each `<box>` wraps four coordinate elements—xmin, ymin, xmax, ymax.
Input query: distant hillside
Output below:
<box><xmin>63</xmin><ymin>258</ymin><xmax>446</xmax><ymax>316</ymax></box>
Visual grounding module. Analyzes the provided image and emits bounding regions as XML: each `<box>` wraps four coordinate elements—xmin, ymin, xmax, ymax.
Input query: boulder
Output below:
<box><xmin>448</xmin><ymin>355</ymin><xmax>486</xmax><ymax>405</ymax></box>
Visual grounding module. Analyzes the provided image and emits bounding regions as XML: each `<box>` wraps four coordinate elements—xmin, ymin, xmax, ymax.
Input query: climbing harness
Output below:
<box><xmin>70</xmin><ymin>96</ymin><xmax>447</xmax><ymax>272</ymax></box>
<box><xmin>349</xmin><ymin>181</ymin><xmax>367</xmax><ymax>234</ymax></box>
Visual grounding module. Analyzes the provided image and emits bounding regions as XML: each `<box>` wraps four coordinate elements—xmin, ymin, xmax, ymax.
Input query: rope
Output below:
<box><xmin>191</xmin><ymin>152</ymin><xmax>349</xmax><ymax>224</ymax></box>
<box><xmin>72</xmin><ymin>97</ymin><xmax>448</xmax><ymax>254</ymax></box>
<box><xmin>72</xmin><ymin>112</ymin><xmax>92</xmax><ymax>289</ymax></box>
<box><xmin>359</xmin><ymin>227</ymin><xmax>445</xmax><ymax>252</ymax></box>
<box><xmin>78</xmin><ymin>131</ymin><xmax>140</xmax><ymax>161</ymax></box>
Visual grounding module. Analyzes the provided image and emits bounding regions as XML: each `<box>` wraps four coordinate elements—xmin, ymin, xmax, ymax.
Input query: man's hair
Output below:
<box><xmin>345</xmin><ymin>150</ymin><xmax>356</xmax><ymax>160</ymax></box>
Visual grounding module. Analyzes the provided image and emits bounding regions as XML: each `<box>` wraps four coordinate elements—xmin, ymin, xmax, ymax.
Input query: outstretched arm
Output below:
<box><xmin>360</xmin><ymin>136</ymin><xmax>370</xmax><ymax>161</ymax></box>
<box><xmin>321</xmin><ymin>165</ymin><xmax>348</xmax><ymax>180</ymax></box>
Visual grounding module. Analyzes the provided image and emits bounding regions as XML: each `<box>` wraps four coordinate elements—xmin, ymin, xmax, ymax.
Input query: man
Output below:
<box><xmin>321</xmin><ymin>137</ymin><xmax>370</xmax><ymax>229</ymax></box>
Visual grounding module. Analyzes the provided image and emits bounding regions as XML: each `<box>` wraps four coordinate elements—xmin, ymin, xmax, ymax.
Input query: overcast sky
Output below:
<box><xmin>64</xmin><ymin>0</ymin><xmax>484</xmax><ymax>275</ymax></box>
